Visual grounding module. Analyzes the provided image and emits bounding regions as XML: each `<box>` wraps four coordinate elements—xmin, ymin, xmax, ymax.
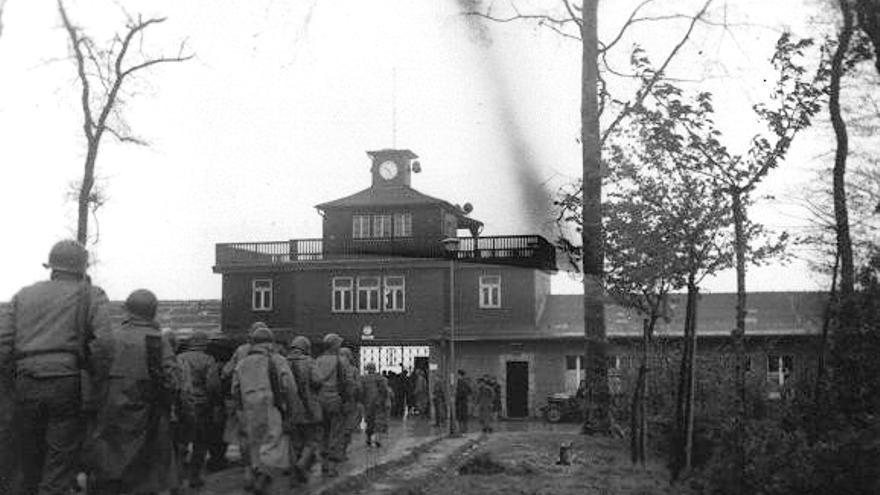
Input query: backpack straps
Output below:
<box><xmin>74</xmin><ymin>279</ymin><xmax>92</xmax><ymax>372</ymax></box>
<box><xmin>267</xmin><ymin>353</ymin><xmax>286</xmax><ymax>417</ymax></box>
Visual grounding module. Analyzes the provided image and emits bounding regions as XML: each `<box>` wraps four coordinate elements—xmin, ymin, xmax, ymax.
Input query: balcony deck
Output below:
<box><xmin>215</xmin><ymin>235</ymin><xmax>557</xmax><ymax>272</ymax></box>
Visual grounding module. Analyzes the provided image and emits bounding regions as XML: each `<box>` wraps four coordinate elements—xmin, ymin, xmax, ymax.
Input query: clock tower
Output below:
<box><xmin>368</xmin><ymin>149</ymin><xmax>418</xmax><ymax>188</ymax></box>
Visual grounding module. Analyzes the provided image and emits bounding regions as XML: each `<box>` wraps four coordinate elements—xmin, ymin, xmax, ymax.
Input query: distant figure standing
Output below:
<box><xmin>412</xmin><ymin>368</ymin><xmax>429</xmax><ymax>416</ymax></box>
<box><xmin>489</xmin><ymin>376</ymin><xmax>502</xmax><ymax>420</ymax></box>
<box><xmin>475</xmin><ymin>375</ymin><xmax>496</xmax><ymax>433</ymax></box>
<box><xmin>432</xmin><ymin>380</ymin><xmax>447</xmax><ymax>427</ymax></box>
<box><xmin>0</xmin><ymin>240</ymin><xmax>112</xmax><ymax>495</ymax></box>
<box><xmin>88</xmin><ymin>289</ymin><xmax>180</xmax><ymax>494</ymax></box>
<box><xmin>359</xmin><ymin>362</ymin><xmax>389</xmax><ymax>447</ymax></box>
<box><xmin>455</xmin><ymin>370</ymin><xmax>473</xmax><ymax>434</ymax></box>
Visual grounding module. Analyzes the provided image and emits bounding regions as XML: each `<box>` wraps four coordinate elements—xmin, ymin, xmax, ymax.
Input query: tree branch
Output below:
<box><xmin>600</xmin><ymin>0</ymin><xmax>657</xmax><ymax>54</ymax></box>
<box><xmin>105</xmin><ymin>125</ymin><xmax>149</xmax><ymax>146</ymax></box>
<box><xmin>600</xmin><ymin>0</ymin><xmax>713</xmax><ymax>146</ymax></box>
<box><xmin>58</xmin><ymin>0</ymin><xmax>95</xmax><ymax>143</ymax></box>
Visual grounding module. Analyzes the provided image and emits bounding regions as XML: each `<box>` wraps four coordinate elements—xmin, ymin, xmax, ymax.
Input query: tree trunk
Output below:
<box><xmin>580</xmin><ymin>0</ymin><xmax>611</xmax><ymax>435</ymax></box>
<box><xmin>814</xmin><ymin>253</ymin><xmax>840</xmax><ymax>406</ymax></box>
<box><xmin>673</xmin><ymin>278</ymin><xmax>697</xmax><ymax>481</ymax></box>
<box><xmin>682</xmin><ymin>281</ymin><xmax>699</xmax><ymax>478</ymax></box>
<box><xmin>77</xmin><ymin>143</ymin><xmax>98</xmax><ymax>245</ymax></box>
<box><xmin>731</xmin><ymin>189</ymin><xmax>748</xmax><ymax>492</ymax></box>
<box><xmin>630</xmin><ymin>317</ymin><xmax>652</xmax><ymax>465</ymax></box>
<box><xmin>831</xmin><ymin>0</ymin><xmax>855</xmax><ymax>298</ymax></box>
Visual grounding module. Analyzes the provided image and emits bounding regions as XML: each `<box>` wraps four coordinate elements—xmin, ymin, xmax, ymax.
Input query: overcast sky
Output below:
<box><xmin>0</xmin><ymin>0</ymin><xmax>855</xmax><ymax>301</ymax></box>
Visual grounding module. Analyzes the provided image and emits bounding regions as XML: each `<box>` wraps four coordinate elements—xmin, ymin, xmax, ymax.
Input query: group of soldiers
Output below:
<box><xmin>0</xmin><ymin>240</ymin><xmax>390</xmax><ymax>495</ymax></box>
<box><xmin>444</xmin><ymin>370</ymin><xmax>501</xmax><ymax>434</ymax></box>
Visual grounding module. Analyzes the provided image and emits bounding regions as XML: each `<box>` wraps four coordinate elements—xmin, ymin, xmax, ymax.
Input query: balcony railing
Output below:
<box><xmin>215</xmin><ymin>235</ymin><xmax>556</xmax><ymax>271</ymax></box>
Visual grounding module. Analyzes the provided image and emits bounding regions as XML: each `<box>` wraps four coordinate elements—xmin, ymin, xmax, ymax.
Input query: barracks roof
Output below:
<box><xmin>537</xmin><ymin>291</ymin><xmax>826</xmax><ymax>338</ymax></box>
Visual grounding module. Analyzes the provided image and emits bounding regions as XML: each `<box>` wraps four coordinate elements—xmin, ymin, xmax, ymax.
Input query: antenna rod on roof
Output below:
<box><xmin>392</xmin><ymin>66</ymin><xmax>397</xmax><ymax>148</ymax></box>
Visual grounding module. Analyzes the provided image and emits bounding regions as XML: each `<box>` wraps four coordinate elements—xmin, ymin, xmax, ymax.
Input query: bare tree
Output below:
<box><xmin>463</xmin><ymin>0</ymin><xmax>713</xmax><ymax>436</ymax></box>
<box><xmin>58</xmin><ymin>0</ymin><xmax>193</xmax><ymax>245</ymax></box>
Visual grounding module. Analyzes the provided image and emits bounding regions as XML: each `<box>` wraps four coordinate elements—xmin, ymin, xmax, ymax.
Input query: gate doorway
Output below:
<box><xmin>506</xmin><ymin>361</ymin><xmax>529</xmax><ymax>418</ymax></box>
<box><xmin>359</xmin><ymin>345</ymin><xmax>429</xmax><ymax>374</ymax></box>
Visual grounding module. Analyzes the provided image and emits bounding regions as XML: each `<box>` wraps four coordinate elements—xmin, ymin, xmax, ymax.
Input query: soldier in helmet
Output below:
<box><xmin>177</xmin><ymin>330</ymin><xmax>221</xmax><ymax>488</ymax></box>
<box><xmin>0</xmin><ymin>240</ymin><xmax>113</xmax><ymax>495</ymax></box>
<box><xmin>232</xmin><ymin>325</ymin><xmax>300</xmax><ymax>495</ymax></box>
<box><xmin>88</xmin><ymin>289</ymin><xmax>181</xmax><ymax>494</ymax></box>
<box><xmin>338</xmin><ymin>346</ymin><xmax>362</xmax><ymax>461</ymax></box>
<box><xmin>313</xmin><ymin>333</ymin><xmax>352</xmax><ymax>477</ymax></box>
<box><xmin>286</xmin><ymin>336</ymin><xmax>321</xmax><ymax>486</ymax></box>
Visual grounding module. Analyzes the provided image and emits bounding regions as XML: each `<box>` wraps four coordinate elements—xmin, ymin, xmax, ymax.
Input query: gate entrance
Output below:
<box><xmin>359</xmin><ymin>345</ymin><xmax>430</xmax><ymax>374</ymax></box>
<box><xmin>506</xmin><ymin>361</ymin><xmax>529</xmax><ymax>418</ymax></box>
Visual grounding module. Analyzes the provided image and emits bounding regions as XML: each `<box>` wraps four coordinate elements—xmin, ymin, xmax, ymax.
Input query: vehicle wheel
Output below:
<box><xmin>545</xmin><ymin>405</ymin><xmax>562</xmax><ymax>423</ymax></box>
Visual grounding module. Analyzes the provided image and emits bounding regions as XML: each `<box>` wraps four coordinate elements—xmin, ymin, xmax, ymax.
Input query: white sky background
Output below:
<box><xmin>0</xmin><ymin>0</ymin><xmax>862</xmax><ymax>301</ymax></box>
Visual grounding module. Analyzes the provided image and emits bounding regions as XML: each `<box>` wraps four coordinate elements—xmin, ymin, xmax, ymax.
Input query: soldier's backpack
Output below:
<box><xmin>236</xmin><ymin>350</ymin><xmax>285</xmax><ymax>418</ymax></box>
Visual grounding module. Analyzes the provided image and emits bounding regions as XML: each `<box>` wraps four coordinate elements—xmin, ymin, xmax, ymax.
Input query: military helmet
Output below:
<box><xmin>323</xmin><ymin>332</ymin><xmax>343</xmax><ymax>349</ymax></box>
<box><xmin>189</xmin><ymin>331</ymin><xmax>209</xmax><ymax>350</ymax></box>
<box><xmin>365</xmin><ymin>362</ymin><xmax>377</xmax><ymax>373</ymax></box>
<box><xmin>125</xmin><ymin>289</ymin><xmax>158</xmax><ymax>319</ymax></box>
<box><xmin>43</xmin><ymin>240</ymin><xmax>88</xmax><ymax>274</ymax></box>
<box><xmin>290</xmin><ymin>336</ymin><xmax>311</xmax><ymax>353</ymax></box>
<box><xmin>251</xmin><ymin>326</ymin><xmax>274</xmax><ymax>344</ymax></box>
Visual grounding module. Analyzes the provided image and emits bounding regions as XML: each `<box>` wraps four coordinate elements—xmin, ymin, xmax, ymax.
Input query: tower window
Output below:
<box><xmin>353</xmin><ymin>215</ymin><xmax>371</xmax><ymax>239</ymax></box>
<box><xmin>252</xmin><ymin>278</ymin><xmax>273</xmax><ymax>311</ymax></box>
<box><xmin>393</xmin><ymin>213</ymin><xmax>412</xmax><ymax>237</ymax></box>
<box><xmin>373</xmin><ymin>214</ymin><xmax>392</xmax><ymax>238</ymax></box>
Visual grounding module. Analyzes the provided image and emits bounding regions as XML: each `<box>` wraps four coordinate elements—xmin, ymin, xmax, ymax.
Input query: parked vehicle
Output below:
<box><xmin>541</xmin><ymin>393</ymin><xmax>584</xmax><ymax>423</ymax></box>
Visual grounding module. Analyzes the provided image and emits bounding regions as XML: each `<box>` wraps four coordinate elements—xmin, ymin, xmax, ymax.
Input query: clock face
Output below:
<box><xmin>379</xmin><ymin>160</ymin><xmax>398</xmax><ymax>180</ymax></box>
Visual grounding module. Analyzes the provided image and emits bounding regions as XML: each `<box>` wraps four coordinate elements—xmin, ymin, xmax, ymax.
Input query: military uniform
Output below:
<box><xmin>455</xmin><ymin>372</ymin><xmax>473</xmax><ymax>433</ymax></box>
<box><xmin>87</xmin><ymin>290</ymin><xmax>181</xmax><ymax>494</ymax></box>
<box><xmin>286</xmin><ymin>336</ymin><xmax>322</xmax><ymax>486</ymax></box>
<box><xmin>338</xmin><ymin>347</ymin><xmax>361</xmax><ymax>461</ymax></box>
<box><xmin>0</xmin><ymin>240</ymin><xmax>112</xmax><ymax>495</ymax></box>
<box><xmin>313</xmin><ymin>333</ymin><xmax>352</xmax><ymax>477</ymax></box>
<box><xmin>232</xmin><ymin>327</ymin><xmax>300</xmax><ymax>495</ymax></box>
<box><xmin>360</xmin><ymin>363</ymin><xmax>389</xmax><ymax>446</ymax></box>
<box><xmin>432</xmin><ymin>380</ymin><xmax>447</xmax><ymax>427</ymax></box>
<box><xmin>177</xmin><ymin>332</ymin><xmax>221</xmax><ymax>488</ymax></box>
<box><xmin>475</xmin><ymin>376</ymin><xmax>496</xmax><ymax>433</ymax></box>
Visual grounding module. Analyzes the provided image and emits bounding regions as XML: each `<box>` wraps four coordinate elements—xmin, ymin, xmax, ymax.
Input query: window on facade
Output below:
<box><xmin>373</xmin><ymin>214</ymin><xmax>392</xmax><ymax>238</ymax></box>
<box><xmin>332</xmin><ymin>277</ymin><xmax>353</xmax><ymax>312</ymax></box>
<box><xmin>384</xmin><ymin>276</ymin><xmax>405</xmax><ymax>311</ymax></box>
<box><xmin>767</xmin><ymin>354</ymin><xmax>793</xmax><ymax>386</ymax></box>
<box><xmin>357</xmin><ymin>276</ymin><xmax>381</xmax><ymax>312</ymax></box>
<box><xmin>767</xmin><ymin>354</ymin><xmax>794</xmax><ymax>399</ymax></box>
<box><xmin>479</xmin><ymin>275</ymin><xmax>501</xmax><ymax>308</ymax></box>
<box><xmin>252</xmin><ymin>279</ymin><xmax>273</xmax><ymax>311</ymax></box>
<box><xmin>352</xmin><ymin>215</ymin><xmax>371</xmax><ymax>239</ymax></box>
<box><xmin>393</xmin><ymin>213</ymin><xmax>412</xmax><ymax>237</ymax></box>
